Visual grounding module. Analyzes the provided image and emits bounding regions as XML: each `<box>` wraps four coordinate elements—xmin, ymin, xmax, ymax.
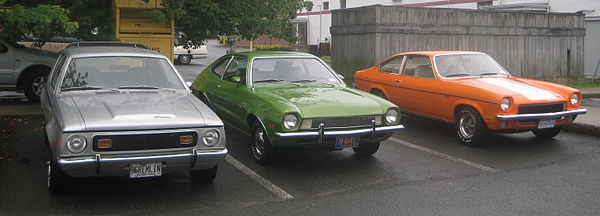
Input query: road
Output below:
<box><xmin>1</xmin><ymin>42</ymin><xmax>600</xmax><ymax>215</ymax></box>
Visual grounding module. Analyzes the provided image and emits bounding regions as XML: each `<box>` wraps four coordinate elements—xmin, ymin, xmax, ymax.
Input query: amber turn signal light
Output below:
<box><xmin>97</xmin><ymin>139</ymin><xmax>112</xmax><ymax>149</ymax></box>
<box><xmin>180</xmin><ymin>135</ymin><xmax>194</xmax><ymax>145</ymax></box>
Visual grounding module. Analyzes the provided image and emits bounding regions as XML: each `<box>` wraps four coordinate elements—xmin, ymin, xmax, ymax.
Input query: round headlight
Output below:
<box><xmin>385</xmin><ymin>109</ymin><xmax>398</xmax><ymax>124</ymax></box>
<box><xmin>500</xmin><ymin>97</ymin><xmax>511</xmax><ymax>111</ymax></box>
<box><xmin>66</xmin><ymin>135</ymin><xmax>87</xmax><ymax>154</ymax></box>
<box><xmin>570</xmin><ymin>93</ymin><xmax>579</xmax><ymax>105</ymax></box>
<box><xmin>202</xmin><ymin>129</ymin><xmax>220</xmax><ymax>147</ymax></box>
<box><xmin>283</xmin><ymin>114</ymin><xmax>298</xmax><ymax>130</ymax></box>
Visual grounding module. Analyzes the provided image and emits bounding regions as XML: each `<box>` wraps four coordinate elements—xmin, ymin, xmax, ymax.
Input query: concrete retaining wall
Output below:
<box><xmin>331</xmin><ymin>5</ymin><xmax>586</xmax><ymax>83</ymax></box>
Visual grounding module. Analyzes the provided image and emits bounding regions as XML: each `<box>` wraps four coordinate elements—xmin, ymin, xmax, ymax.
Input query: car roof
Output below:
<box><xmin>228</xmin><ymin>51</ymin><xmax>317</xmax><ymax>59</ymax></box>
<box><xmin>395</xmin><ymin>50</ymin><xmax>484</xmax><ymax>57</ymax></box>
<box><xmin>61</xmin><ymin>42</ymin><xmax>164</xmax><ymax>58</ymax></box>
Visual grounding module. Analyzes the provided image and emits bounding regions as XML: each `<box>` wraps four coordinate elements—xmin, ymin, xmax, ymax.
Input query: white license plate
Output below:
<box><xmin>129</xmin><ymin>162</ymin><xmax>162</xmax><ymax>178</ymax></box>
<box><xmin>538</xmin><ymin>119</ymin><xmax>556</xmax><ymax>129</ymax></box>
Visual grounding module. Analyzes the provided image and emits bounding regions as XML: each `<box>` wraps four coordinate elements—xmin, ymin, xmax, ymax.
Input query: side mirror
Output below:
<box><xmin>186</xmin><ymin>81</ymin><xmax>193</xmax><ymax>88</ymax></box>
<box><xmin>231</xmin><ymin>76</ymin><xmax>241</xmax><ymax>83</ymax></box>
<box><xmin>337</xmin><ymin>74</ymin><xmax>345</xmax><ymax>80</ymax></box>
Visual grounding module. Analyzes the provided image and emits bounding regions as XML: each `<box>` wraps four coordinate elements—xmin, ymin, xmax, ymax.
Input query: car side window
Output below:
<box><xmin>402</xmin><ymin>55</ymin><xmax>435</xmax><ymax>79</ymax></box>
<box><xmin>222</xmin><ymin>56</ymin><xmax>247</xmax><ymax>84</ymax></box>
<box><xmin>212</xmin><ymin>57</ymin><xmax>231</xmax><ymax>77</ymax></box>
<box><xmin>379</xmin><ymin>56</ymin><xmax>404</xmax><ymax>74</ymax></box>
<box><xmin>0</xmin><ymin>42</ymin><xmax>7</xmax><ymax>53</ymax></box>
<box><xmin>50</xmin><ymin>54</ymin><xmax>67</xmax><ymax>88</ymax></box>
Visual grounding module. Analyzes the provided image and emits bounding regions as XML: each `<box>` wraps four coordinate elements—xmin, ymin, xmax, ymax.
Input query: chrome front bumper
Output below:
<box><xmin>496</xmin><ymin>108</ymin><xmax>587</xmax><ymax>121</ymax></box>
<box><xmin>275</xmin><ymin>124</ymin><xmax>404</xmax><ymax>142</ymax></box>
<box><xmin>58</xmin><ymin>148</ymin><xmax>227</xmax><ymax>177</ymax></box>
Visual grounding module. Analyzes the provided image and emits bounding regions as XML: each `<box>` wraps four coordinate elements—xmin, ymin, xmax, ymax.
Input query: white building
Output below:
<box><xmin>293</xmin><ymin>0</ymin><xmax>599</xmax><ymax>78</ymax></box>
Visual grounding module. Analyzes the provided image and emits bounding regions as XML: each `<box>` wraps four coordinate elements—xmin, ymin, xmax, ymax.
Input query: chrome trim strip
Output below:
<box><xmin>496</xmin><ymin>109</ymin><xmax>587</xmax><ymax>121</ymax></box>
<box><xmin>275</xmin><ymin>125</ymin><xmax>405</xmax><ymax>138</ymax></box>
<box><xmin>58</xmin><ymin>148</ymin><xmax>228</xmax><ymax>164</ymax></box>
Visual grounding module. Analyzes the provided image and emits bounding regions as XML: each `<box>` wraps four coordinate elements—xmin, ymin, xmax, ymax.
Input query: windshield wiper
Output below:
<box><xmin>291</xmin><ymin>79</ymin><xmax>317</xmax><ymax>83</ymax></box>
<box><xmin>61</xmin><ymin>86</ymin><xmax>104</xmax><ymax>91</ymax></box>
<box><xmin>445</xmin><ymin>73</ymin><xmax>471</xmax><ymax>77</ymax></box>
<box><xmin>479</xmin><ymin>72</ymin><xmax>499</xmax><ymax>76</ymax></box>
<box><xmin>254</xmin><ymin>78</ymin><xmax>284</xmax><ymax>83</ymax></box>
<box><xmin>118</xmin><ymin>85</ymin><xmax>159</xmax><ymax>90</ymax></box>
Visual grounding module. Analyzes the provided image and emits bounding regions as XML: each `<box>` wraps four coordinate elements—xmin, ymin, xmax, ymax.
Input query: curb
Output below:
<box><xmin>563</xmin><ymin>122</ymin><xmax>600</xmax><ymax>137</ymax></box>
<box><xmin>583</xmin><ymin>93</ymin><xmax>600</xmax><ymax>99</ymax></box>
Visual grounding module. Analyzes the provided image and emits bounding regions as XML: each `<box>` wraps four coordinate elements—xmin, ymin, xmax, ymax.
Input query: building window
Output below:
<box><xmin>323</xmin><ymin>1</ymin><xmax>329</xmax><ymax>10</ymax></box>
<box><xmin>340</xmin><ymin>0</ymin><xmax>346</xmax><ymax>9</ymax></box>
<box><xmin>477</xmin><ymin>1</ymin><xmax>492</xmax><ymax>10</ymax></box>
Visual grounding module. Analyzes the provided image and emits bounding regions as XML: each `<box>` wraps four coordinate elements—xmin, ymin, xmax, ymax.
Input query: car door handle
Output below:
<box><xmin>216</xmin><ymin>84</ymin><xmax>221</xmax><ymax>88</ymax></box>
<box><xmin>394</xmin><ymin>79</ymin><xmax>402</xmax><ymax>82</ymax></box>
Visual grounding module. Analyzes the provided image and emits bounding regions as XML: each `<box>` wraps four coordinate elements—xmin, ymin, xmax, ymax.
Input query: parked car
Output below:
<box><xmin>174</xmin><ymin>39</ymin><xmax>207</xmax><ymax>64</ymax></box>
<box><xmin>355</xmin><ymin>51</ymin><xmax>587</xmax><ymax>146</ymax></box>
<box><xmin>0</xmin><ymin>40</ymin><xmax>58</xmax><ymax>101</ymax></box>
<box><xmin>191</xmin><ymin>52</ymin><xmax>404</xmax><ymax>164</ymax></box>
<box><xmin>41</xmin><ymin>42</ymin><xmax>227</xmax><ymax>194</ymax></box>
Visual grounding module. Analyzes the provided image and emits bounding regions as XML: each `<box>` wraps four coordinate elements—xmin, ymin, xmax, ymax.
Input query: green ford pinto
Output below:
<box><xmin>191</xmin><ymin>51</ymin><xmax>404</xmax><ymax>164</ymax></box>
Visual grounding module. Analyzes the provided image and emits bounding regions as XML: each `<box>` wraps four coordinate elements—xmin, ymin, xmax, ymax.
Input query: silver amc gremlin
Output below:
<box><xmin>41</xmin><ymin>42</ymin><xmax>227</xmax><ymax>194</ymax></box>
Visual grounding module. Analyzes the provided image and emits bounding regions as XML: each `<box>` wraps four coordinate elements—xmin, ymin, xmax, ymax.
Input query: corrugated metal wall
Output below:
<box><xmin>331</xmin><ymin>5</ymin><xmax>585</xmax><ymax>83</ymax></box>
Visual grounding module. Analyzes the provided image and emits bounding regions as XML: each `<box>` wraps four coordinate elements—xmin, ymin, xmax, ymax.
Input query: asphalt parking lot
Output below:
<box><xmin>1</xmin><ymin>41</ymin><xmax>600</xmax><ymax>215</ymax></box>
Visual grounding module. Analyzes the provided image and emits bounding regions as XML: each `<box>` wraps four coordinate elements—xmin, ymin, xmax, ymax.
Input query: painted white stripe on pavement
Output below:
<box><xmin>388</xmin><ymin>137</ymin><xmax>500</xmax><ymax>173</ymax></box>
<box><xmin>225</xmin><ymin>155</ymin><xmax>294</xmax><ymax>200</ymax></box>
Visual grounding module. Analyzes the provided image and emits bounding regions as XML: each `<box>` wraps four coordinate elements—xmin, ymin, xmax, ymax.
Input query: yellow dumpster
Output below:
<box><xmin>114</xmin><ymin>0</ymin><xmax>175</xmax><ymax>61</ymax></box>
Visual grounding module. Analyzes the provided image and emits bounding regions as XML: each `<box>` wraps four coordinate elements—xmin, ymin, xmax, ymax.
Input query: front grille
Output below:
<box><xmin>311</xmin><ymin>116</ymin><xmax>374</xmax><ymax>128</ymax></box>
<box><xmin>93</xmin><ymin>131</ymin><xmax>196</xmax><ymax>151</ymax></box>
<box><xmin>518</xmin><ymin>102</ymin><xmax>565</xmax><ymax>114</ymax></box>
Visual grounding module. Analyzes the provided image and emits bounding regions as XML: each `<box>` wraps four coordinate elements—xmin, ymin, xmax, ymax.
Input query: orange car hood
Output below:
<box><xmin>455</xmin><ymin>77</ymin><xmax>564</xmax><ymax>101</ymax></box>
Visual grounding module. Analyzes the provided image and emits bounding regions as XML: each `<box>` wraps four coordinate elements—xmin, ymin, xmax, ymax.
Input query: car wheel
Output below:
<box><xmin>24</xmin><ymin>71</ymin><xmax>48</xmax><ymax>102</ymax></box>
<box><xmin>190</xmin><ymin>165</ymin><xmax>218</xmax><ymax>183</ymax></box>
<box><xmin>47</xmin><ymin>148</ymin><xmax>70</xmax><ymax>195</ymax></box>
<box><xmin>532</xmin><ymin>125</ymin><xmax>562</xmax><ymax>139</ymax></box>
<box><xmin>353</xmin><ymin>142</ymin><xmax>380</xmax><ymax>156</ymax></box>
<box><xmin>177</xmin><ymin>55</ymin><xmax>192</xmax><ymax>64</ymax></box>
<box><xmin>456</xmin><ymin>107</ymin><xmax>487</xmax><ymax>147</ymax></box>
<box><xmin>251</xmin><ymin>120</ymin><xmax>274</xmax><ymax>165</ymax></box>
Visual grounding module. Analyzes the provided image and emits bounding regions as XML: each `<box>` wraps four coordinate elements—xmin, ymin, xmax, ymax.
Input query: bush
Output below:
<box><xmin>255</xmin><ymin>45</ymin><xmax>293</xmax><ymax>51</ymax></box>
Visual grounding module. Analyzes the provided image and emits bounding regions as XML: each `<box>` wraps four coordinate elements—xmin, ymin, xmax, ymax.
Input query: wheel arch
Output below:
<box><xmin>17</xmin><ymin>64</ymin><xmax>51</xmax><ymax>89</ymax></box>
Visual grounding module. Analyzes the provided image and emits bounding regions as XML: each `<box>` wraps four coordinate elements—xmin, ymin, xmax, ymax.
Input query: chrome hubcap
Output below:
<box><xmin>181</xmin><ymin>55</ymin><xmax>190</xmax><ymax>63</ymax></box>
<box><xmin>459</xmin><ymin>113</ymin><xmax>476</xmax><ymax>139</ymax></box>
<box><xmin>33</xmin><ymin>76</ymin><xmax>47</xmax><ymax>96</ymax></box>
<box><xmin>253</xmin><ymin>128</ymin><xmax>265</xmax><ymax>159</ymax></box>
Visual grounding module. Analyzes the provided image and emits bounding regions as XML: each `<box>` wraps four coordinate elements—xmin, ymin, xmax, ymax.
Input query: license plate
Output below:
<box><xmin>538</xmin><ymin>119</ymin><xmax>556</xmax><ymax>129</ymax></box>
<box><xmin>335</xmin><ymin>136</ymin><xmax>360</xmax><ymax>149</ymax></box>
<box><xmin>129</xmin><ymin>162</ymin><xmax>162</xmax><ymax>178</ymax></box>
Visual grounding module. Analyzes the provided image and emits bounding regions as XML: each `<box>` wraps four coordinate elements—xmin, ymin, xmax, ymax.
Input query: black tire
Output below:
<box><xmin>353</xmin><ymin>142</ymin><xmax>380</xmax><ymax>157</ymax></box>
<box><xmin>251</xmin><ymin>120</ymin><xmax>274</xmax><ymax>165</ymax></box>
<box><xmin>455</xmin><ymin>107</ymin><xmax>488</xmax><ymax>147</ymax></box>
<box><xmin>177</xmin><ymin>55</ymin><xmax>192</xmax><ymax>64</ymax></box>
<box><xmin>23</xmin><ymin>71</ymin><xmax>48</xmax><ymax>102</ymax></box>
<box><xmin>190</xmin><ymin>165</ymin><xmax>218</xmax><ymax>183</ymax></box>
<box><xmin>532</xmin><ymin>125</ymin><xmax>562</xmax><ymax>139</ymax></box>
<box><xmin>47</xmin><ymin>148</ymin><xmax>70</xmax><ymax>195</ymax></box>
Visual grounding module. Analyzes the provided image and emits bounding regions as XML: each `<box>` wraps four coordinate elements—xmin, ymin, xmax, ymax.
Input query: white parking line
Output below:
<box><xmin>225</xmin><ymin>155</ymin><xmax>294</xmax><ymax>200</ymax></box>
<box><xmin>388</xmin><ymin>137</ymin><xmax>500</xmax><ymax>173</ymax></box>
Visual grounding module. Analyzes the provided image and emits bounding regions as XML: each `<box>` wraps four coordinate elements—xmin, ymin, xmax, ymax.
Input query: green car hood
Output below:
<box><xmin>255</xmin><ymin>85</ymin><xmax>387</xmax><ymax>118</ymax></box>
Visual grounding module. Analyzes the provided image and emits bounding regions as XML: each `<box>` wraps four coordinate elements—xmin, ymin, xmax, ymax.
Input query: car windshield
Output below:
<box><xmin>251</xmin><ymin>58</ymin><xmax>342</xmax><ymax>86</ymax></box>
<box><xmin>434</xmin><ymin>53</ymin><xmax>510</xmax><ymax>78</ymax></box>
<box><xmin>60</xmin><ymin>56</ymin><xmax>185</xmax><ymax>91</ymax></box>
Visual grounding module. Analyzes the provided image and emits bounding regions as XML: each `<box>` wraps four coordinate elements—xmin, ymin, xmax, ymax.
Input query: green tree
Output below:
<box><xmin>2</xmin><ymin>0</ymin><xmax>311</xmax><ymax>46</ymax></box>
<box><xmin>0</xmin><ymin>0</ymin><xmax>78</xmax><ymax>46</ymax></box>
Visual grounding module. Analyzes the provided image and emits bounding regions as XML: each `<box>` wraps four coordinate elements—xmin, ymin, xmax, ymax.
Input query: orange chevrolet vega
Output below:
<box><xmin>354</xmin><ymin>51</ymin><xmax>587</xmax><ymax>146</ymax></box>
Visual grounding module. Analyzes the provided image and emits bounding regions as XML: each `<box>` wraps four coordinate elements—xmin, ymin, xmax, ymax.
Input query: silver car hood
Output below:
<box><xmin>58</xmin><ymin>90</ymin><xmax>222</xmax><ymax>132</ymax></box>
